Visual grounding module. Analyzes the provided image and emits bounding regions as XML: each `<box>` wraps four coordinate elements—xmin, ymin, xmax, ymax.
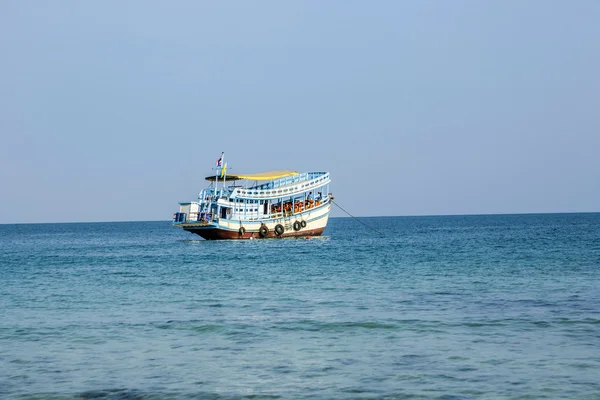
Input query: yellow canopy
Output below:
<box><xmin>205</xmin><ymin>170</ymin><xmax>298</xmax><ymax>182</ymax></box>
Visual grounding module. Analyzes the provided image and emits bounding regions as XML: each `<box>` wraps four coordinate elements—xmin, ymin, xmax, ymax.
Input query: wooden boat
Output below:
<box><xmin>173</xmin><ymin>153</ymin><xmax>332</xmax><ymax>240</ymax></box>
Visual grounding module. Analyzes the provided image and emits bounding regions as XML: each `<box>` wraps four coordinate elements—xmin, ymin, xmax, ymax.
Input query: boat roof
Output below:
<box><xmin>205</xmin><ymin>170</ymin><xmax>299</xmax><ymax>182</ymax></box>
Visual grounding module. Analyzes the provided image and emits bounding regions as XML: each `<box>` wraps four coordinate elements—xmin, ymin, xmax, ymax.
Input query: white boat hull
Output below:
<box><xmin>178</xmin><ymin>203</ymin><xmax>331</xmax><ymax>240</ymax></box>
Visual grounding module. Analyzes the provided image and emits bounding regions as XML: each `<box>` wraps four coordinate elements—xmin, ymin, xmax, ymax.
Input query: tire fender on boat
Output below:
<box><xmin>300</xmin><ymin>220</ymin><xmax>307</xmax><ymax>228</ymax></box>
<box><xmin>238</xmin><ymin>226</ymin><xmax>246</xmax><ymax>235</ymax></box>
<box><xmin>293</xmin><ymin>221</ymin><xmax>301</xmax><ymax>231</ymax></box>
<box><xmin>259</xmin><ymin>224</ymin><xmax>269</xmax><ymax>238</ymax></box>
<box><xmin>274</xmin><ymin>224</ymin><xmax>284</xmax><ymax>236</ymax></box>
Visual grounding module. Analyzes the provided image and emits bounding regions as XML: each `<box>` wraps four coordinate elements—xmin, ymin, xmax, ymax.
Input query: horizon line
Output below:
<box><xmin>1</xmin><ymin>211</ymin><xmax>599</xmax><ymax>225</ymax></box>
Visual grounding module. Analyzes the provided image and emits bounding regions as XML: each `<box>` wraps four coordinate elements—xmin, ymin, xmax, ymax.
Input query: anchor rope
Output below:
<box><xmin>331</xmin><ymin>200</ymin><xmax>384</xmax><ymax>236</ymax></box>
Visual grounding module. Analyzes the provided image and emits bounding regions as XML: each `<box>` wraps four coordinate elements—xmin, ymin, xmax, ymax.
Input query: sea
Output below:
<box><xmin>1</xmin><ymin>214</ymin><xmax>599</xmax><ymax>399</ymax></box>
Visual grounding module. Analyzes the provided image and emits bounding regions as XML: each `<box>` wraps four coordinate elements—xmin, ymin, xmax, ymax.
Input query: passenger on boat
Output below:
<box><xmin>307</xmin><ymin>192</ymin><xmax>313</xmax><ymax>201</ymax></box>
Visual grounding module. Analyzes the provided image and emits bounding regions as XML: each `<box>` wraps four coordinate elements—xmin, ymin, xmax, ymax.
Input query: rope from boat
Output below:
<box><xmin>331</xmin><ymin>200</ymin><xmax>384</xmax><ymax>236</ymax></box>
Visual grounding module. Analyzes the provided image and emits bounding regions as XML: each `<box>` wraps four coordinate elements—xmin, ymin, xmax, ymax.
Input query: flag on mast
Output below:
<box><xmin>216</xmin><ymin>152</ymin><xmax>224</xmax><ymax>167</ymax></box>
<box><xmin>220</xmin><ymin>162</ymin><xmax>228</xmax><ymax>178</ymax></box>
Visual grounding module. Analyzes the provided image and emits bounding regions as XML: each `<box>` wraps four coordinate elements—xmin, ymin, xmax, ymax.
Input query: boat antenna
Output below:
<box><xmin>331</xmin><ymin>200</ymin><xmax>384</xmax><ymax>236</ymax></box>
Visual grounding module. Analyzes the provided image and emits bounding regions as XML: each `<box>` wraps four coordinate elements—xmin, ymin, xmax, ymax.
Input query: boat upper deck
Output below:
<box><xmin>228</xmin><ymin>172</ymin><xmax>330</xmax><ymax>200</ymax></box>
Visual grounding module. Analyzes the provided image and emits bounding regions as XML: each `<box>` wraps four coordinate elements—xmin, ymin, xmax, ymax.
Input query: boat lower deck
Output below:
<box><xmin>177</xmin><ymin>202</ymin><xmax>331</xmax><ymax>240</ymax></box>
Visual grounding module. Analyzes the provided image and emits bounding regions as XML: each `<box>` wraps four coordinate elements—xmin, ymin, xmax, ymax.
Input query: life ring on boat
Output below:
<box><xmin>259</xmin><ymin>224</ymin><xmax>269</xmax><ymax>238</ymax></box>
<box><xmin>293</xmin><ymin>221</ymin><xmax>301</xmax><ymax>231</ymax></box>
<box><xmin>274</xmin><ymin>224</ymin><xmax>284</xmax><ymax>236</ymax></box>
<box><xmin>300</xmin><ymin>220</ymin><xmax>307</xmax><ymax>228</ymax></box>
<box><xmin>238</xmin><ymin>226</ymin><xmax>246</xmax><ymax>235</ymax></box>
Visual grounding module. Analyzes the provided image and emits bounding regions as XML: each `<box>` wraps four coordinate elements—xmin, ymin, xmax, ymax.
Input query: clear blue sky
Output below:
<box><xmin>1</xmin><ymin>1</ymin><xmax>599</xmax><ymax>223</ymax></box>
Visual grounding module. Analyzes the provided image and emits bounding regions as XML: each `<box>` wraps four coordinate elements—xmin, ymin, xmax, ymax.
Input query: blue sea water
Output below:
<box><xmin>1</xmin><ymin>214</ymin><xmax>599</xmax><ymax>399</ymax></box>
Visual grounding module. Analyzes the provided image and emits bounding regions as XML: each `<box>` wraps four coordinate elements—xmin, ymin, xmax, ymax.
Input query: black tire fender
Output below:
<box><xmin>274</xmin><ymin>224</ymin><xmax>284</xmax><ymax>236</ymax></box>
<box><xmin>293</xmin><ymin>221</ymin><xmax>301</xmax><ymax>231</ymax></box>
<box><xmin>259</xmin><ymin>224</ymin><xmax>269</xmax><ymax>238</ymax></box>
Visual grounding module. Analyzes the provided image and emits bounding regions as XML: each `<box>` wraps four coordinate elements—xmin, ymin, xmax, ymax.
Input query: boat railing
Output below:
<box><xmin>173</xmin><ymin>211</ymin><xmax>214</xmax><ymax>224</ymax></box>
<box><xmin>231</xmin><ymin>172</ymin><xmax>330</xmax><ymax>199</ymax></box>
<box><xmin>253</xmin><ymin>172</ymin><xmax>328</xmax><ymax>191</ymax></box>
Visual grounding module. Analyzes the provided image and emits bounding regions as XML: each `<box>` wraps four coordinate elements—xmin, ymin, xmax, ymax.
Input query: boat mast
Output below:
<box><xmin>215</xmin><ymin>152</ymin><xmax>224</xmax><ymax>197</ymax></box>
<box><xmin>213</xmin><ymin>152</ymin><xmax>224</xmax><ymax>221</ymax></box>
